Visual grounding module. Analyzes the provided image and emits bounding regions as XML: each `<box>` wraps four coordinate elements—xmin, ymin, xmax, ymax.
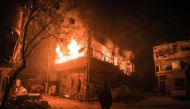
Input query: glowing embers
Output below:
<box><xmin>55</xmin><ymin>38</ymin><xmax>85</xmax><ymax>64</ymax></box>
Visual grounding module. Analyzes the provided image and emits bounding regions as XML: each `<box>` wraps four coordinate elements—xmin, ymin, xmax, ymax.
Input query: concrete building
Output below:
<box><xmin>53</xmin><ymin>38</ymin><xmax>134</xmax><ymax>100</ymax></box>
<box><xmin>153</xmin><ymin>40</ymin><xmax>190</xmax><ymax>97</ymax></box>
<box><xmin>0</xmin><ymin>3</ymin><xmax>23</xmax><ymax>97</ymax></box>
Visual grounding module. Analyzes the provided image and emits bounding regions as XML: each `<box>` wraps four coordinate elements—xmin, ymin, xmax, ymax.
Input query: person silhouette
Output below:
<box><xmin>98</xmin><ymin>84</ymin><xmax>112</xmax><ymax>109</ymax></box>
<box><xmin>11</xmin><ymin>79</ymin><xmax>28</xmax><ymax>108</ymax></box>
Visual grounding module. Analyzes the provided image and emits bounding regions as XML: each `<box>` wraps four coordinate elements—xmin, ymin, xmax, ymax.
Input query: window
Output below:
<box><xmin>160</xmin><ymin>64</ymin><xmax>172</xmax><ymax>71</ymax></box>
<box><xmin>166</xmin><ymin>65</ymin><xmax>172</xmax><ymax>71</ymax></box>
<box><xmin>174</xmin><ymin>78</ymin><xmax>184</xmax><ymax>88</ymax></box>
<box><xmin>180</xmin><ymin>61</ymin><xmax>186</xmax><ymax>70</ymax></box>
<box><xmin>160</xmin><ymin>65</ymin><xmax>165</xmax><ymax>71</ymax></box>
<box><xmin>158</xmin><ymin>48</ymin><xmax>172</xmax><ymax>56</ymax></box>
<box><xmin>155</xmin><ymin>66</ymin><xmax>159</xmax><ymax>72</ymax></box>
<box><xmin>172</xmin><ymin>44</ymin><xmax>178</xmax><ymax>53</ymax></box>
<box><xmin>180</xmin><ymin>45</ymin><xmax>190</xmax><ymax>51</ymax></box>
<box><xmin>172</xmin><ymin>61</ymin><xmax>181</xmax><ymax>70</ymax></box>
<box><xmin>154</xmin><ymin>52</ymin><xmax>158</xmax><ymax>58</ymax></box>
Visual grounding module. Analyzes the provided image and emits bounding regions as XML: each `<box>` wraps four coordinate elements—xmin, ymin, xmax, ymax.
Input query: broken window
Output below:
<box><xmin>180</xmin><ymin>61</ymin><xmax>186</xmax><ymax>70</ymax></box>
<box><xmin>154</xmin><ymin>52</ymin><xmax>158</xmax><ymax>58</ymax></box>
<box><xmin>166</xmin><ymin>65</ymin><xmax>172</xmax><ymax>71</ymax></box>
<box><xmin>180</xmin><ymin>45</ymin><xmax>190</xmax><ymax>51</ymax></box>
<box><xmin>160</xmin><ymin>64</ymin><xmax>172</xmax><ymax>72</ymax></box>
<box><xmin>172</xmin><ymin>61</ymin><xmax>181</xmax><ymax>70</ymax></box>
<box><xmin>155</xmin><ymin>66</ymin><xmax>159</xmax><ymax>72</ymax></box>
<box><xmin>158</xmin><ymin>48</ymin><xmax>172</xmax><ymax>56</ymax></box>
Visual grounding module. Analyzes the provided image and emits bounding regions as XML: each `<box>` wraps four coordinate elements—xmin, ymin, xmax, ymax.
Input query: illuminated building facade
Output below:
<box><xmin>54</xmin><ymin>37</ymin><xmax>134</xmax><ymax>100</ymax></box>
<box><xmin>153</xmin><ymin>40</ymin><xmax>190</xmax><ymax>97</ymax></box>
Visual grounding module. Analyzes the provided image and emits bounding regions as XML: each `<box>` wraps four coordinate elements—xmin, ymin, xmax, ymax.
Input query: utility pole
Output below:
<box><xmin>86</xmin><ymin>30</ymin><xmax>91</xmax><ymax>101</ymax></box>
<box><xmin>45</xmin><ymin>48</ymin><xmax>50</xmax><ymax>94</ymax></box>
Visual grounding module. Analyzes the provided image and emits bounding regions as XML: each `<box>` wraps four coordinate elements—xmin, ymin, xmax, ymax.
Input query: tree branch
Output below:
<box><xmin>36</xmin><ymin>20</ymin><xmax>60</xmax><ymax>39</ymax></box>
<box><xmin>24</xmin><ymin>18</ymin><xmax>54</xmax><ymax>54</ymax></box>
<box><xmin>25</xmin><ymin>35</ymin><xmax>50</xmax><ymax>58</ymax></box>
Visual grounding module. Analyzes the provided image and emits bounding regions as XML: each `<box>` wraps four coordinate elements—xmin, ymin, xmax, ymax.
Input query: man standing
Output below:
<box><xmin>98</xmin><ymin>84</ymin><xmax>112</xmax><ymax>109</ymax></box>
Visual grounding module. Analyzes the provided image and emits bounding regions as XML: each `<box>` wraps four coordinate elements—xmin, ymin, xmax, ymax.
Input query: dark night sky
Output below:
<box><xmin>79</xmin><ymin>0</ymin><xmax>190</xmax><ymax>46</ymax></box>
<box><xmin>78</xmin><ymin>0</ymin><xmax>190</xmax><ymax>89</ymax></box>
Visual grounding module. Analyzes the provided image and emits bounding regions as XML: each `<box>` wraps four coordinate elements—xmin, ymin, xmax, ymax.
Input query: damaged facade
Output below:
<box><xmin>47</xmin><ymin>8</ymin><xmax>134</xmax><ymax>100</ymax></box>
<box><xmin>153</xmin><ymin>40</ymin><xmax>190</xmax><ymax>97</ymax></box>
<box><xmin>53</xmin><ymin>36</ymin><xmax>134</xmax><ymax>100</ymax></box>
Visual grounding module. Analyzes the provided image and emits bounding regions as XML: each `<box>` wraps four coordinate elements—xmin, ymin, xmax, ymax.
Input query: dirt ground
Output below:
<box><xmin>43</xmin><ymin>95</ymin><xmax>190</xmax><ymax>109</ymax></box>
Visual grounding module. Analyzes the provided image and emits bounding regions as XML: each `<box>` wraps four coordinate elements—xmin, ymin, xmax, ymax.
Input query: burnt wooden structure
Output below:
<box><xmin>55</xmin><ymin>52</ymin><xmax>128</xmax><ymax>100</ymax></box>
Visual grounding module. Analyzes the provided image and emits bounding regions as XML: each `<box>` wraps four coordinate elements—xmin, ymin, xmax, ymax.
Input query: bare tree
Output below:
<box><xmin>0</xmin><ymin>0</ymin><xmax>79</xmax><ymax>108</ymax></box>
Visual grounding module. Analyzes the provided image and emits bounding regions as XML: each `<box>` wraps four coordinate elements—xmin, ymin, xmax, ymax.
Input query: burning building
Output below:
<box><xmin>53</xmin><ymin>35</ymin><xmax>134</xmax><ymax>100</ymax></box>
<box><xmin>153</xmin><ymin>40</ymin><xmax>190</xmax><ymax>97</ymax></box>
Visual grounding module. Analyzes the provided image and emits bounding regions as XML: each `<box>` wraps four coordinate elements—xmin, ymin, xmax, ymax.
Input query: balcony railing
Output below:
<box><xmin>156</xmin><ymin>69</ymin><xmax>185</xmax><ymax>73</ymax></box>
<box><xmin>90</xmin><ymin>48</ymin><xmax>116</xmax><ymax>65</ymax></box>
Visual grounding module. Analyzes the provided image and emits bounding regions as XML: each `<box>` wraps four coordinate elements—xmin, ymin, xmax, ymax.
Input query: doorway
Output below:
<box><xmin>160</xmin><ymin>81</ymin><xmax>166</xmax><ymax>94</ymax></box>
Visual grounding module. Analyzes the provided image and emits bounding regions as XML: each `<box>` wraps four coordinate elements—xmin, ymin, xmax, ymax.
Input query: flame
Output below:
<box><xmin>114</xmin><ymin>57</ymin><xmax>118</xmax><ymax>65</ymax></box>
<box><xmin>101</xmin><ymin>46</ymin><xmax>112</xmax><ymax>63</ymax></box>
<box><xmin>55</xmin><ymin>38</ymin><xmax>85</xmax><ymax>64</ymax></box>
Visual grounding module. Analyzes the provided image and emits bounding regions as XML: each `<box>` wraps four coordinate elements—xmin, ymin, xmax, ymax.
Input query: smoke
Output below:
<box><xmin>76</xmin><ymin>0</ymin><xmax>190</xmax><ymax>89</ymax></box>
<box><xmin>78</xmin><ymin>0</ymin><xmax>151</xmax><ymax>51</ymax></box>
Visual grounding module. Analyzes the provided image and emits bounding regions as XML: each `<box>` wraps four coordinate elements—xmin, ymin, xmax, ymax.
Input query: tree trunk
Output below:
<box><xmin>0</xmin><ymin>61</ymin><xmax>26</xmax><ymax>108</ymax></box>
<box><xmin>0</xmin><ymin>11</ymin><xmax>30</xmax><ymax>108</ymax></box>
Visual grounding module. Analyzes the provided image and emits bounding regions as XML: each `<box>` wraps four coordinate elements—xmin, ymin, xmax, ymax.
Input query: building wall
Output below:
<box><xmin>0</xmin><ymin>69</ymin><xmax>11</xmax><ymax>97</ymax></box>
<box><xmin>157</xmin><ymin>72</ymin><xmax>185</xmax><ymax>94</ymax></box>
<box><xmin>55</xmin><ymin>57</ymin><xmax>128</xmax><ymax>100</ymax></box>
<box><xmin>89</xmin><ymin>58</ymin><xmax>127</xmax><ymax>99</ymax></box>
<box><xmin>0</xmin><ymin>3</ymin><xmax>23</xmax><ymax>66</ymax></box>
<box><xmin>153</xmin><ymin>40</ymin><xmax>190</xmax><ymax>96</ymax></box>
<box><xmin>56</xmin><ymin>69</ymin><xmax>86</xmax><ymax>100</ymax></box>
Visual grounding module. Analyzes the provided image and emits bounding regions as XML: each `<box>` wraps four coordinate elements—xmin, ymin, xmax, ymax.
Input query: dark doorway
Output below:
<box><xmin>160</xmin><ymin>81</ymin><xmax>166</xmax><ymax>94</ymax></box>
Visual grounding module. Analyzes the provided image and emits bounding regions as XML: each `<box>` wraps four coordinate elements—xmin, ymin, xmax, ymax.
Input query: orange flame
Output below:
<box><xmin>55</xmin><ymin>38</ymin><xmax>85</xmax><ymax>64</ymax></box>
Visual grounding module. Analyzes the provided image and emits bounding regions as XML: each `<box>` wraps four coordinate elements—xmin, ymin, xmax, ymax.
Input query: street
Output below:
<box><xmin>43</xmin><ymin>95</ymin><xmax>190</xmax><ymax>109</ymax></box>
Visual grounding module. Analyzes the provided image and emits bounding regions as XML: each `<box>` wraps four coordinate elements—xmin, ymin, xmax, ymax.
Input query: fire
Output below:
<box><xmin>55</xmin><ymin>38</ymin><xmax>85</xmax><ymax>64</ymax></box>
<box><xmin>101</xmin><ymin>46</ymin><xmax>112</xmax><ymax>62</ymax></box>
